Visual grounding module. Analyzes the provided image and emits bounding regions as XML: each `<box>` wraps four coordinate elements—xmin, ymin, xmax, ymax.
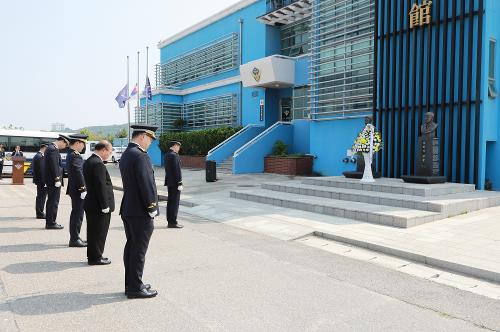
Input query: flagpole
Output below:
<box><xmin>127</xmin><ymin>55</ymin><xmax>131</xmax><ymax>141</ymax></box>
<box><xmin>145</xmin><ymin>46</ymin><xmax>149</xmax><ymax>124</ymax></box>
<box><xmin>137</xmin><ymin>51</ymin><xmax>141</xmax><ymax>124</ymax></box>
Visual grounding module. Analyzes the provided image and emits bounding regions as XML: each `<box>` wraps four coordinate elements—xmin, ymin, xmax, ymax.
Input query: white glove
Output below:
<box><xmin>44</xmin><ymin>184</ymin><xmax>47</xmax><ymax>188</ymax></box>
<box><xmin>177</xmin><ymin>185</ymin><xmax>184</xmax><ymax>191</ymax></box>
<box><xmin>148</xmin><ymin>210</ymin><xmax>158</xmax><ymax>218</ymax></box>
<box><xmin>55</xmin><ymin>181</ymin><xmax>62</xmax><ymax>188</ymax></box>
<box><xmin>80</xmin><ymin>191</ymin><xmax>87</xmax><ymax>200</ymax></box>
<box><xmin>101</xmin><ymin>207</ymin><xmax>110</xmax><ymax>214</ymax></box>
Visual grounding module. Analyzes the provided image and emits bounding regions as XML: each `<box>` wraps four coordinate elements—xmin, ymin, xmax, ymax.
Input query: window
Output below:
<box><xmin>489</xmin><ymin>39</ymin><xmax>497</xmax><ymax>99</ymax></box>
<box><xmin>9</xmin><ymin>136</ymin><xmax>41</xmax><ymax>153</ymax></box>
<box><xmin>280</xmin><ymin>18</ymin><xmax>311</xmax><ymax>57</ymax></box>
<box><xmin>182</xmin><ymin>94</ymin><xmax>238</xmax><ymax>130</ymax></box>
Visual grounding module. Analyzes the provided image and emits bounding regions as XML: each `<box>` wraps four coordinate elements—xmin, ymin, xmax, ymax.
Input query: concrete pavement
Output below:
<box><xmin>1</xmin><ymin>179</ymin><xmax>500</xmax><ymax>331</ymax></box>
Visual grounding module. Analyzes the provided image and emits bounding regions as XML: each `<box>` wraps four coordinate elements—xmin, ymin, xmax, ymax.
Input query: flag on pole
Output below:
<box><xmin>115</xmin><ymin>84</ymin><xmax>129</xmax><ymax>108</ymax></box>
<box><xmin>130</xmin><ymin>83</ymin><xmax>138</xmax><ymax>97</ymax></box>
<box><xmin>144</xmin><ymin>76</ymin><xmax>152</xmax><ymax>101</ymax></box>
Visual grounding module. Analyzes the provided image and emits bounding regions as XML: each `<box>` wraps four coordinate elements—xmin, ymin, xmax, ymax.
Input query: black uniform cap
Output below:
<box><xmin>169</xmin><ymin>140</ymin><xmax>182</xmax><ymax>147</ymax></box>
<box><xmin>57</xmin><ymin>134</ymin><xmax>71</xmax><ymax>145</ymax></box>
<box><xmin>39</xmin><ymin>142</ymin><xmax>49</xmax><ymax>148</ymax></box>
<box><xmin>131</xmin><ymin>124</ymin><xmax>159</xmax><ymax>140</ymax></box>
<box><xmin>69</xmin><ymin>134</ymin><xmax>88</xmax><ymax>144</ymax></box>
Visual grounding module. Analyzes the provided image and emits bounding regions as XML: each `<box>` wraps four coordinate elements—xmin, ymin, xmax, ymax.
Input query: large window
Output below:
<box><xmin>182</xmin><ymin>95</ymin><xmax>238</xmax><ymax>130</ymax></box>
<box><xmin>156</xmin><ymin>34</ymin><xmax>239</xmax><ymax>88</ymax></box>
<box><xmin>310</xmin><ymin>0</ymin><xmax>374</xmax><ymax>119</ymax></box>
<box><xmin>135</xmin><ymin>103</ymin><xmax>183</xmax><ymax>135</ymax></box>
<box><xmin>489</xmin><ymin>39</ymin><xmax>497</xmax><ymax>99</ymax></box>
<box><xmin>281</xmin><ymin>18</ymin><xmax>311</xmax><ymax>57</ymax></box>
<box><xmin>292</xmin><ymin>86</ymin><xmax>311</xmax><ymax>119</ymax></box>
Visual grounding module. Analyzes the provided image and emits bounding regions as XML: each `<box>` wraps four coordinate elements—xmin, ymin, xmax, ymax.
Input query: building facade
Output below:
<box><xmin>139</xmin><ymin>0</ymin><xmax>500</xmax><ymax>190</ymax></box>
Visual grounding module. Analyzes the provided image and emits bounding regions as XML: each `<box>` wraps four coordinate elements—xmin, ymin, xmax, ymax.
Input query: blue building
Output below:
<box><xmin>139</xmin><ymin>0</ymin><xmax>500</xmax><ymax>190</ymax></box>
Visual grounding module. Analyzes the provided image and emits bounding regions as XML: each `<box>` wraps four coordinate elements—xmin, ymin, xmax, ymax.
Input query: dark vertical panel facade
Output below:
<box><xmin>374</xmin><ymin>0</ymin><xmax>484</xmax><ymax>186</ymax></box>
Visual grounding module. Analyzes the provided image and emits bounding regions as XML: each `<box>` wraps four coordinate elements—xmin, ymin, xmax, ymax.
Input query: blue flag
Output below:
<box><xmin>144</xmin><ymin>76</ymin><xmax>152</xmax><ymax>101</ymax></box>
<box><xmin>115</xmin><ymin>84</ymin><xmax>129</xmax><ymax>108</ymax></box>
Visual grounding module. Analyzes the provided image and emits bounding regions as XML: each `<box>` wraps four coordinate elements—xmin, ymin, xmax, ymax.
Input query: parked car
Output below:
<box><xmin>111</xmin><ymin>146</ymin><xmax>124</xmax><ymax>163</ymax></box>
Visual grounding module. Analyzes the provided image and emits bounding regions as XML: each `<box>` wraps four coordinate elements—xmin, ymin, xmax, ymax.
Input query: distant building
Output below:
<box><xmin>51</xmin><ymin>123</ymin><xmax>65</xmax><ymax>132</ymax></box>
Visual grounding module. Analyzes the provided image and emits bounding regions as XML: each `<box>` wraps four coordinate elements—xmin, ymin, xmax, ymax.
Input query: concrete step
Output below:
<box><xmin>262</xmin><ymin>182</ymin><xmax>500</xmax><ymax>217</ymax></box>
<box><xmin>302</xmin><ymin>177</ymin><xmax>476</xmax><ymax>197</ymax></box>
<box><xmin>230</xmin><ymin>189</ymin><xmax>443</xmax><ymax>228</ymax></box>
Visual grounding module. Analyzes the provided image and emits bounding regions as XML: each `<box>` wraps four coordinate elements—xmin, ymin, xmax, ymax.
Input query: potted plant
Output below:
<box><xmin>264</xmin><ymin>140</ymin><xmax>313</xmax><ymax>176</ymax></box>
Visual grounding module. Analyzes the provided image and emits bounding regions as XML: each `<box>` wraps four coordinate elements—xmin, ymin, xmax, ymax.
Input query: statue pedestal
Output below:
<box><xmin>402</xmin><ymin>136</ymin><xmax>446</xmax><ymax>184</ymax></box>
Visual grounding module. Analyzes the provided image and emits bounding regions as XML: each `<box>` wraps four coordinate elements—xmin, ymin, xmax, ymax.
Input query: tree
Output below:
<box><xmin>79</xmin><ymin>128</ymin><xmax>102</xmax><ymax>141</ymax></box>
<box><xmin>173</xmin><ymin>118</ymin><xmax>186</xmax><ymax>131</ymax></box>
<box><xmin>116</xmin><ymin>128</ymin><xmax>128</xmax><ymax>138</ymax></box>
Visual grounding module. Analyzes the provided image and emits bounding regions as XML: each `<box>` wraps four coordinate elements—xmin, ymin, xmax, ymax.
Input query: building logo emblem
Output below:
<box><xmin>252</xmin><ymin>67</ymin><xmax>261</xmax><ymax>82</ymax></box>
<box><xmin>14</xmin><ymin>163</ymin><xmax>22</xmax><ymax>170</ymax></box>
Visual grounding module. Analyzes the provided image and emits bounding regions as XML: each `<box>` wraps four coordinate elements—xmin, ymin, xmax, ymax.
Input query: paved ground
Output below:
<box><xmin>107</xmin><ymin>165</ymin><xmax>500</xmax><ymax>286</ymax></box>
<box><xmin>1</xmin><ymin>178</ymin><xmax>500</xmax><ymax>331</ymax></box>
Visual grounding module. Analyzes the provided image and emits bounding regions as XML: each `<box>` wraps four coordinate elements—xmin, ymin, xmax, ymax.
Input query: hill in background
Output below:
<box><xmin>78</xmin><ymin>124</ymin><xmax>128</xmax><ymax>136</ymax></box>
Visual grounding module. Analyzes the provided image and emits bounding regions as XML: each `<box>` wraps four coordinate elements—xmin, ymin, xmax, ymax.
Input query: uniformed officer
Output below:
<box><xmin>119</xmin><ymin>124</ymin><xmax>159</xmax><ymax>299</ymax></box>
<box><xmin>66</xmin><ymin>134</ymin><xmax>88</xmax><ymax>247</ymax></box>
<box><xmin>32</xmin><ymin>143</ymin><xmax>48</xmax><ymax>219</ymax></box>
<box><xmin>0</xmin><ymin>144</ymin><xmax>5</xmax><ymax>180</ymax></box>
<box><xmin>44</xmin><ymin>134</ymin><xmax>70</xmax><ymax>230</ymax></box>
<box><xmin>164</xmin><ymin>140</ymin><xmax>183</xmax><ymax>229</ymax></box>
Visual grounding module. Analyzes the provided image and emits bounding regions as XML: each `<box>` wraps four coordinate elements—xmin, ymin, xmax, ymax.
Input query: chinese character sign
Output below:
<box><xmin>409</xmin><ymin>0</ymin><xmax>433</xmax><ymax>29</ymax></box>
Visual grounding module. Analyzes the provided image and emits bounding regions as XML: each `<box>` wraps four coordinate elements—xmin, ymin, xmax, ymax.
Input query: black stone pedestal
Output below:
<box><xmin>402</xmin><ymin>136</ymin><xmax>446</xmax><ymax>184</ymax></box>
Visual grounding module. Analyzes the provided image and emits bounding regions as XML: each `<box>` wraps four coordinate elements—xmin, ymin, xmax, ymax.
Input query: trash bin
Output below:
<box><xmin>206</xmin><ymin>160</ymin><xmax>217</xmax><ymax>182</ymax></box>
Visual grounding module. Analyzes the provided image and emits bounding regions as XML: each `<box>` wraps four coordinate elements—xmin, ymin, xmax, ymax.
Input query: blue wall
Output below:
<box><xmin>292</xmin><ymin>119</ymin><xmax>310</xmax><ymax>154</ymax></box>
<box><xmin>206</xmin><ymin>124</ymin><xmax>264</xmax><ymax>163</ymax></box>
<box><xmin>309</xmin><ymin>118</ymin><xmax>364</xmax><ymax>176</ymax></box>
<box><xmin>148</xmin><ymin>140</ymin><xmax>163</xmax><ymax>167</ymax></box>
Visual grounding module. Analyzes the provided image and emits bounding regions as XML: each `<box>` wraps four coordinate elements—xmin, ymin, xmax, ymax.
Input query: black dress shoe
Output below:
<box><xmin>45</xmin><ymin>223</ymin><xmax>64</xmax><ymax>230</ymax></box>
<box><xmin>127</xmin><ymin>287</ymin><xmax>158</xmax><ymax>299</ymax></box>
<box><xmin>69</xmin><ymin>239</ymin><xmax>87</xmax><ymax>248</ymax></box>
<box><xmin>36</xmin><ymin>214</ymin><xmax>46</xmax><ymax>219</ymax></box>
<box><xmin>167</xmin><ymin>224</ymin><xmax>184</xmax><ymax>229</ymax></box>
<box><xmin>88</xmin><ymin>258</ymin><xmax>111</xmax><ymax>265</ymax></box>
<box><xmin>125</xmin><ymin>284</ymin><xmax>151</xmax><ymax>295</ymax></box>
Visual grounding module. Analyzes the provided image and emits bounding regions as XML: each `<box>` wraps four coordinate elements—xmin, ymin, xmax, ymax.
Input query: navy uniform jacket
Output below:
<box><xmin>119</xmin><ymin>143</ymin><xmax>158</xmax><ymax>217</ymax></box>
<box><xmin>0</xmin><ymin>150</ymin><xmax>5</xmax><ymax>162</ymax></box>
<box><xmin>83</xmin><ymin>154</ymin><xmax>115</xmax><ymax>213</ymax></box>
<box><xmin>44</xmin><ymin>143</ymin><xmax>63</xmax><ymax>186</ymax></box>
<box><xmin>66</xmin><ymin>148</ymin><xmax>86</xmax><ymax>196</ymax></box>
<box><xmin>164</xmin><ymin>150</ymin><xmax>183</xmax><ymax>187</ymax></box>
<box><xmin>32</xmin><ymin>152</ymin><xmax>46</xmax><ymax>186</ymax></box>
<box><xmin>11</xmin><ymin>151</ymin><xmax>23</xmax><ymax>157</ymax></box>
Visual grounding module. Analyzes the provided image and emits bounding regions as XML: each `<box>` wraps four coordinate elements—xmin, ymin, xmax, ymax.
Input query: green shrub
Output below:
<box><xmin>271</xmin><ymin>140</ymin><xmax>288</xmax><ymax>156</ymax></box>
<box><xmin>159</xmin><ymin>126</ymin><xmax>242</xmax><ymax>156</ymax></box>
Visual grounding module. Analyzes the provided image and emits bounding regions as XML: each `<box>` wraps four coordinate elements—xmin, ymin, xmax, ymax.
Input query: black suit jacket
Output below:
<box><xmin>11</xmin><ymin>151</ymin><xmax>23</xmax><ymax>157</ymax></box>
<box><xmin>32</xmin><ymin>152</ymin><xmax>46</xmax><ymax>185</ymax></box>
<box><xmin>119</xmin><ymin>143</ymin><xmax>158</xmax><ymax>217</ymax></box>
<box><xmin>164</xmin><ymin>150</ymin><xmax>183</xmax><ymax>187</ymax></box>
<box><xmin>83</xmin><ymin>154</ymin><xmax>115</xmax><ymax>213</ymax></box>
<box><xmin>44</xmin><ymin>143</ymin><xmax>63</xmax><ymax>186</ymax></box>
<box><xmin>66</xmin><ymin>149</ymin><xmax>86</xmax><ymax>196</ymax></box>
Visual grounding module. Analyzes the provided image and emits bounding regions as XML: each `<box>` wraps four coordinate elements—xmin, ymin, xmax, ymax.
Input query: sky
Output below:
<box><xmin>0</xmin><ymin>0</ymin><xmax>241</xmax><ymax>131</ymax></box>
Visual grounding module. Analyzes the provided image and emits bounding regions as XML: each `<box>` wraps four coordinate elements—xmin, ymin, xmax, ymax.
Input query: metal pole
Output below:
<box><xmin>145</xmin><ymin>46</ymin><xmax>149</xmax><ymax>124</ymax></box>
<box><xmin>127</xmin><ymin>56</ymin><xmax>131</xmax><ymax>141</ymax></box>
<box><xmin>137</xmin><ymin>51</ymin><xmax>140</xmax><ymax>123</ymax></box>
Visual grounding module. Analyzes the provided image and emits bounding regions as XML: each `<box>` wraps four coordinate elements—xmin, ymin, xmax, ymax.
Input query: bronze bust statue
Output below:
<box><xmin>421</xmin><ymin>112</ymin><xmax>438</xmax><ymax>137</ymax></box>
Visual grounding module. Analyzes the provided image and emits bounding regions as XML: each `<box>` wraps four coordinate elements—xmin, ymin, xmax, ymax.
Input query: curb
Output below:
<box><xmin>313</xmin><ymin>231</ymin><xmax>500</xmax><ymax>284</ymax></box>
<box><xmin>112</xmin><ymin>185</ymin><xmax>197</xmax><ymax>208</ymax></box>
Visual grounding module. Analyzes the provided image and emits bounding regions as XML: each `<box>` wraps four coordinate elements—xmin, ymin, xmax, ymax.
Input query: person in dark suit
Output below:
<box><xmin>164</xmin><ymin>141</ymin><xmax>183</xmax><ymax>229</ymax></box>
<box><xmin>11</xmin><ymin>146</ymin><xmax>23</xmax><ymax>157</ymax></box>
<box><xmin>119</xmin><ymin>124</ymin><xmax>159</xmax><ymax>299</ymax></box>
<box><xmin>32</xmin><ymin>143</ymin><xmax>48</xmax><ymax>219</ymax></box>
<box><xmin>66</xmin><ymin>134</ymin><xmax>88</xmax><ymax>247</ymax></box>
<box><xmin>83</xmin><ymin>140</ymin><xmax>114</xmax><ymax>265</ymax></box>
<box><xmin>0</xmin><ymin>144</ymin><xmax>5</xmax><ymax>180</ymax></box>
<box><xmin>44</xmin><ymin>134</ymin><xmax>70</xmax><ymax>230</ymax></box>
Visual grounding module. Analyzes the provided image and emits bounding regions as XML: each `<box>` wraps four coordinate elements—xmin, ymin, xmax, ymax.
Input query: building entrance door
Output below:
<box><xmin>280</xmin><ymin>97</ymin><xmax>292</xmax><ymax>122</ymax></box>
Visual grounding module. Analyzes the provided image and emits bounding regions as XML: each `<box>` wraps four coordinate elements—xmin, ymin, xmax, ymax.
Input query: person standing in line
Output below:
<box><xmin>164</xmin><ymin>140</ymin><xmax>183</xmax><ymax>229</ymax></box>
<box><xmin>0</xmin><ymin>144</ymin><xmax>5</xmax><ymax>180</ymax></box>
<box><xmin>44</xmin><ymin>134</ymin><xmax>70</xmax><ymax>230</ymax></box>
<box><xmin>119</xmin><ymin>125</ymin><xmax>159</xmax><ymax>299</ymax></box>
<box><xmin>83</xmin><ymin>140</ymin><xmax>114</xmax><ymax>266</ymax></box>
<box><xmin>11</xmin><ymin>145</ymin><xmax>23</xmax><ymax>157</ymax></box>
<box><xmin>32</xmin><ymin>143</ymin><xmax>48</xmax><ymax>219</ymax></box>
<box><xmin>66</xmin><ymin>134</ymin><xmax>88</xmax><ymax>247</ymax></box>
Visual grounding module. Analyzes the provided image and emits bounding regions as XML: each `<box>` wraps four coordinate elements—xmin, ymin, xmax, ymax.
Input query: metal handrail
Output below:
<box><xmin>206</xmin><ymin>124</ymin><xmax>263</xmax><ymax>157</ymax></box>
<box><xmin>234</xmin><ymin>122</ymin><xmax>292</xmax><ymax>158</ymax></box>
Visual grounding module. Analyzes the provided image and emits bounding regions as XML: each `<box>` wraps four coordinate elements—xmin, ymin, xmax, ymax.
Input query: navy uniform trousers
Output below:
<box><xmin>35</xmin><ymin>184</ymin><xmax>48</xmax><ymax>217</ymax></box>
<box><xmin>46</xmin><ymin>186</ymin><xmax>61</xmax><ymax>226</ymax></box>
<box><xmin>69</xmin><ymin>195</ymin><xmax>84</xmax><ymax>242</ymax></box>
<box><xmin>122</xmin><ymin>216</ymin><xmax>154</xmax><ymax>292</ymax></box>
<box><xmin>166</xmin><ymin>186</ymin><xmax>181</xmax><ymax>225</ymax></box>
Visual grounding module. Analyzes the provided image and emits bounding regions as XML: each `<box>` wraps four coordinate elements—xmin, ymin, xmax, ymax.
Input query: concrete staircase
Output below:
<box><xmin>218</xmin><ymin>157</ymin><xmax>233</xmax><ymax>174</ymax></box>
<box><xmin>230</xmin><ymin>177</ymin><xmax>500</xmax><ymax>228</ymax></box>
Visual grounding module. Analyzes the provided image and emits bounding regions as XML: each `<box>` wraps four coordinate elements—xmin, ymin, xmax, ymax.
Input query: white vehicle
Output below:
<box><xmin>0</xmin><ymin>129</ymin><xmax>74</xmax><ymax>176</ymax></box>
<box><xmin>80</xmin><ymin>141</ymin><xmax>99</xmax><ymax>160</ymax></box>
<box><xmin>111</xmin><ymin>146</ymin><xmax>125</xmax><ymax>163</ymax></box>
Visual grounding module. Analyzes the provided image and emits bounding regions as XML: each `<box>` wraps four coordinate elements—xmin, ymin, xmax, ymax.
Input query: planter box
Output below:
<box><xmin>264</xmin><ymin>156</ymin><xmax>313</xmax><ymax>176</ymax></box>
<box><xmin>180</xmin><ymin>155</ymin><xmax>206</xmax><ymax>169</ymax></box>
